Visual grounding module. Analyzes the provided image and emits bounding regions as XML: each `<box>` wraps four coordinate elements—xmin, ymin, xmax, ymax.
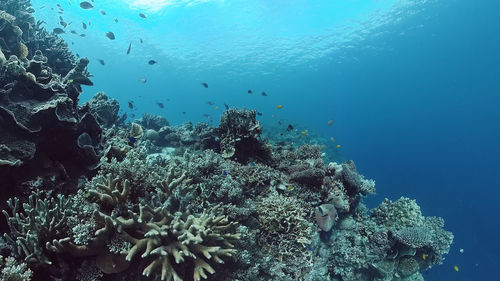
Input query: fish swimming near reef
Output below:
<box><xmin>148</xmin><ymin>60</ymin><xmax>157</xmax><ymax>65</ymax></box>
<box><xmin>126</xmin><ymin>41</ymin><xmax>132</xmax><ymax>55</ymax></box>
<box><xmin>82</xmin><ymin>22</ymin><xmax>87</xmax><ymax>29</ymax></box>
<box><xmin>79</xmin><ymin>1</ymin><xmax>93</xmax><ymax>9</ymax></box>
<box><xmin>201</xmin><ymin>82</ymin><xmax>208</xmax><ymax>88</ymax></box>
<box><xmin>80</xmin><ymin>33</ymin><xmax>86</xmax><ymax>37</ymax></box>
<box><xmin>327</xmin><ymin>119</ymin><xmax>334</xmax><ymax>126</ymax></box>
<box><xmin>70</xmin><ymin>30</ymin><xmax>77</xmax><ymax>34</ymax></box>
<box><xmin>114</xmin><ymin>18</ymin><xmax>118</xmax><ymax>23</ymax></box>
<box><xmin>139</xmin><ymin>13</ymin><xmax>147</xmax><ymax>19</ymax></box>
<box><xmin>156</xmin><ymin>102</ymin><xmax>164</xmax><ymax>109</ymax></box>
<box><xmin>261</xmin><ymin>91</ymin><xmax>268</xmax><ymax>96</ymax></box>
<box><xmin>257</xmin><ymin>112</ymin><xmax>263</xmax><ymax>116</ymax></box>
<box><xmin>99</xmin><ymin>10</ymin><xmax>106</xmax><ymax>15</ymax></box>
<box><xmin>248</xmin><ymin>90</ymin><xmax>253</xmax><ymax>94</ymax></box>
<box><xmin>287</xmin><ymin>124</ymin><xmax>294</xmax><ymax>131</ymax></box>
<box><xmin>224</xmin><ymin>103</ymin><xmax>229</xmax><ymax>110</ymax></box>
<box><xmin>105</xmin><ymin>32</ymin><xmax>115</xmax><ymax>40</ymax></box>
<box><xmin>97</xmin><ymin>59</ymin><xmax>105</xmax><ymax>65</ymax></box>
<box><xmin>53</xmin><ymin>28</ymin><xmax>65</xmax><ymax>34</ymax></box>
<box><xmin>128</xmin><ymin>101</ymin><xmax>134</xmax><ymax>109</ymax></box>
<box><xmin>206</xmin><ymin>101</ymin><xmax>215</xmax><ymax>106</ymax></box>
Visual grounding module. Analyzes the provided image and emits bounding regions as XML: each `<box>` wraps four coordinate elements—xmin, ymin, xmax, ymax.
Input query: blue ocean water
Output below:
<box><xmin>32</xmin><ymin>0</ymin><xmax>500</xmax><ymax>280</ymax></box>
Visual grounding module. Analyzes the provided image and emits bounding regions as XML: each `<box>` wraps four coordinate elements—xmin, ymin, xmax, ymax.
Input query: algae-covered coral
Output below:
<box><xmin>0</xmin><ymin>1</ymin><xmax>453</xmax><ymax>281</ymax></box>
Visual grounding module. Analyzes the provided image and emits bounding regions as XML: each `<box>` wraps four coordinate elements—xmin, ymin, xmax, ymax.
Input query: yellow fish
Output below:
<box><xmin>422</xmin><ymin>253</ymin><xmax>427</xmax><ymax>260</ymax></box>
<box><xmin>327</xmin><ymin>119</ymin><xmax>334</xmax><ymax>126</ymax></box>
<box><xmin>68</xmin><ymin>79</ymin><xmax>73</xmax><ymax>83</ymax></box>
<box><xmin>336</xmin><ymin>144</ymin><xmax>341</xmax><ymax>148</ymax></box>
<box><xmin>301</xmin><ymin>131</ymin><xmax>307</xmax><ymax>135</ymax></box>
<box><xmin>454</xmin><ymin>265</ymin><xmax>459</xmax><ymax>272</ymax></box>
<box><xmin>276</xmin><ymin>105</ymin><xmax>283</xmax><ymax>109</ymax></box>
<box><xmin>287</xmin><ymin>185</ymin><xmax>293</xmax><ymax>190</ymax></box>
<box><xmin>330</xmin><ymin>137</ymin><xmax>335</xmax><ymax>142</ymax></box>
<box><xmin>215</xmin><ymin>106</ymin><xmax>219</xmax><ymax>110</ymax></box>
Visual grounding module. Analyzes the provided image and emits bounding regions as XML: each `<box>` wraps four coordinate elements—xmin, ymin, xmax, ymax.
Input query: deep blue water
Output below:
<box><xmin>33</xmin><ymin>0</ymin><xmax>500</xmax><ymax>280</ymax></box>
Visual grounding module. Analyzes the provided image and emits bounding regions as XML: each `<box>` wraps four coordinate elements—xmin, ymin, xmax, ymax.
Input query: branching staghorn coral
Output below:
<box><xmin>98</xmin><ymin>204</ymin><xmax>239</xmax><ymax>281</ymax></box>
<box><xmin>2</xmin><ymin>191</ymin><xmax>73</xmax><ymax>265</ymax></box>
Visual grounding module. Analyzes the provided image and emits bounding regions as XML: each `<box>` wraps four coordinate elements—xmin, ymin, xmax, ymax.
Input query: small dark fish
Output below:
<box><xmin>139</xmin><ymin>13</ymin><xmax>147</xmax><ymax>19</ymax></box>
<box><xmin>140</xmin><ymin>38</ymin><xmax>143</xmax><ymax>43</ymax></box>
<box><xmin>128</xmin><ymin>137</ymin><xmax>137</xmax><ymax>146</ymax></box>
<box><xmin>261</xmin><ymin>91</ymin><xmax>267</xmax><ymax>96</ymax></box>
<box><xmin>201</xmin><ymin>82</ymin><xmax>208</xmax><ymax>88</ymax></box>
<box><xmin>148</xmin><ymin>60</ymin><xmax>157</xmax><ymax>65</ymax></box>
<box><xmin>82</xmin><ymin>22</ymin><xmax>87</xmax><ymax>29</ymax></box>
<box><xmin>59</xmin><ymin>16</ymin><xmax>63</xmax><ymax>21</ymax></box>
<box><xmin>105</xmin><ymin>32</ymin><xmax>115</xmax><ymax>40</ymax></box>
<box><xmin>128</xmin><ymin>101</ymin><xmax>134</xmax><ymax>109</ymax></box>
<box><xmin>40</xmin><ymin>5</ymin><xmax>46</xmax><ymax>9</ymax></box>
<box><xmin>99</xmin><ymin>10</ymin><xmax>106</xmax><ymax>15</ymax></box>
<box><xmin>114</xmin><ymin>18</ymin><xmax>118</xmax><ymax>23</ymax></box>
<box><xmin>70</xmin><ymin>30</ymin><xmax>78</xmax><ymax>34</ymax></box>
<box><xmin>80</xmin><ymin>33</ymin><xmax>86</xmax><ymax>37</ymax></box>
<box><xmin>53</xmin><ymin>28</ymin><xmax>65</xmax><ymax>34</ymax></box>
<box><xmin>156</xmin><ymin>102</ymin><xmax>164</xmax><ymax>109</ymax></box>
<box><xmin>224</xmin><ymin>104</ymin><xmax>229</xmax><ymax>110</ymax></box>
<box><xmin>287</xmin><ymin>124</ymin><xmax>294</xmax><ymax>131</ymax></box>
<box><xmin>97</xmin><ymin>59</ymin><xmax>105</xmax><ymax>65</ymax></box>
<box><xmin>126</xmin><ymin>41</ymin><xmax>132</xmax><ymax>55</ymax></box>
<box><xmin>223</xmin><ymin>171</ymin><xmax>228</xmax><ymax>176</ymax></box>
<box><xmin>257</xmin><ymin>112</ymin><xmax>263</xmax><ymax>116</ymax></box>
<box><xmin>248</xmin><ymin>90</ymin><xmax>252</xmax><ymax>94</ymax></box>
<box><xmin>182</xmin><ymin>112</ymin><xmax>186</xmax><ymax>114</ymax></box>
<box><xmin>206</xmin><ymin>101</ymin><xmax>215</xmax><ymax>106</ymax></box>
<box><xmin>57</xmin><ymin>4</ymin><xmax>62</xmax><ymax>7</ymax></box>
<box><xmin>138</xmin><ymin>78</ymin><xmax>147</xmax><ymax>83</ymax></box>
<box><xmin>79</xmin><ymin>1</ymin><xmax>93</xmax><ymax>9</ymax></box>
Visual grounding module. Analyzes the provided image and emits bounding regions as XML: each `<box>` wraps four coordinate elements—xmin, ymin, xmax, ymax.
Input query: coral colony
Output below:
<box><xmin>0</xmin><ymin>1</ymin><xmax>452</xmax><ymax>280</ymax></box>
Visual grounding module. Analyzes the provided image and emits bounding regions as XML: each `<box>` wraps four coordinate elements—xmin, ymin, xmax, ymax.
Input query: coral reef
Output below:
<box><xmin>0</xmin><ymin>2</ymin><xmax>453</xmax><ymax>281</ymax></box>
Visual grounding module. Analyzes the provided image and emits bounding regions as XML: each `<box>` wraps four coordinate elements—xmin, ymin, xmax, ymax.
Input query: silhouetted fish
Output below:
<box><xmin>257</xmin><ymin>112</ymin><xmax>263</xmax><ymax>116</ymax></box>
<box><xmin>139</xmin><ymin>13</ymin><xmax>147</xmax><ymax>19</ymax></box>
<box><xmin>224</xmin><ymin>104</ymin><xmax>229</xmax><ymax>110</ymax></box>
<box><xmin>70</xmin><ymin>30</ymin><xmax>78</xmax><ymax>34</ymax></box>
<box><xmin>128</xmin><ymin>101</ymin><xmax>134</xmax><ymax>109</ymax></box>
<box><xmin>156</xmin><ymin>102</ymin><xmax>165</xmax><ymax>109</ymax></box>
<box><xmin>138</xmin><ymin>78</ymin><xmax>147</xmax><ymax>83</ymax></box>
<box><xmin>80</xmin><ymin>33</ymin><xmax>86</xmax><ymax>37</ymax></box>
<box><xmin>201</xmin><ymin>82</ymin><xmax>208</xmax><ymax>88</ymax></box>
<box><xmin>261</xmin><ymin>91</ymin><xmax>267</xmax><ymax>96</ymax></box>
<box><xmin>105</xmin><ymin>32</ymin><xmax>115</xmax><ymax>40</ymax></box>
<box><xmin>248</xmin><ymin>90</ymin><xmax>252</xmax><ymax>94</ymax></box>
<box><xmin>182</xmin><ymin>112</ymin><xmax>186</xmax><ymax>114</ymax></box>
<box><xmin>140</xmin><ymin>38</ymin><xmax>143</xmax><ymax>43</ymax></box>
<box><xmin>79</xmin><ymin>1</ymin><xmax>93</xmax><ymax>9</ymax></box>
<box><xmin>98</xmin><ymin>59</ymin><xmax>105</xmax><ymax>65</ymax></box>
<box><xmin>206</xmin><ymin>101</ymin><xmax>215</xmax><ymax>106</ymax></box>
<box><xmin>148</xmin><ymin>60</ymin><xmax>157</xmax><ymax>65</ymax></box>
<box><xmin>99</xmin><ymin>10</ymin><xmax>106</xmax><ymax>15</ymax></box>
<box><xmin>53</xmin><ymin>28</ymin><xmax>65</xmax><ymax>34</ymax></box>
<box><xmin>287</xmin><ymin>124</ymin><xmax>294</xmax><ymax>131</ymax></box>
<box><xmin>114</xmin><ymin>18</ymin><xmax>118</xmax><ymax>23</ymax></box>
<box><xmin>126</xmin><ymin>41</ymin><xmax>132</xmax><ymax>55</ymax></box>
<box><xmin>82</xmin><ymin>22</ymin><xmax>87</xmax><ymax>29</ymax></box>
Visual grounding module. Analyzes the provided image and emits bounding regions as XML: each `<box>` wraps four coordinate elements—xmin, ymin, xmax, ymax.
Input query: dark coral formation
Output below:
<box><xmin>0</xmin><ymin>2</ymin><xmax>453</xmax><ymax>281</ymax></box>
<box><xmin>219</xmin><ymin>108</ymin><xmax>271</xmax><ymax>164</ymax></box>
